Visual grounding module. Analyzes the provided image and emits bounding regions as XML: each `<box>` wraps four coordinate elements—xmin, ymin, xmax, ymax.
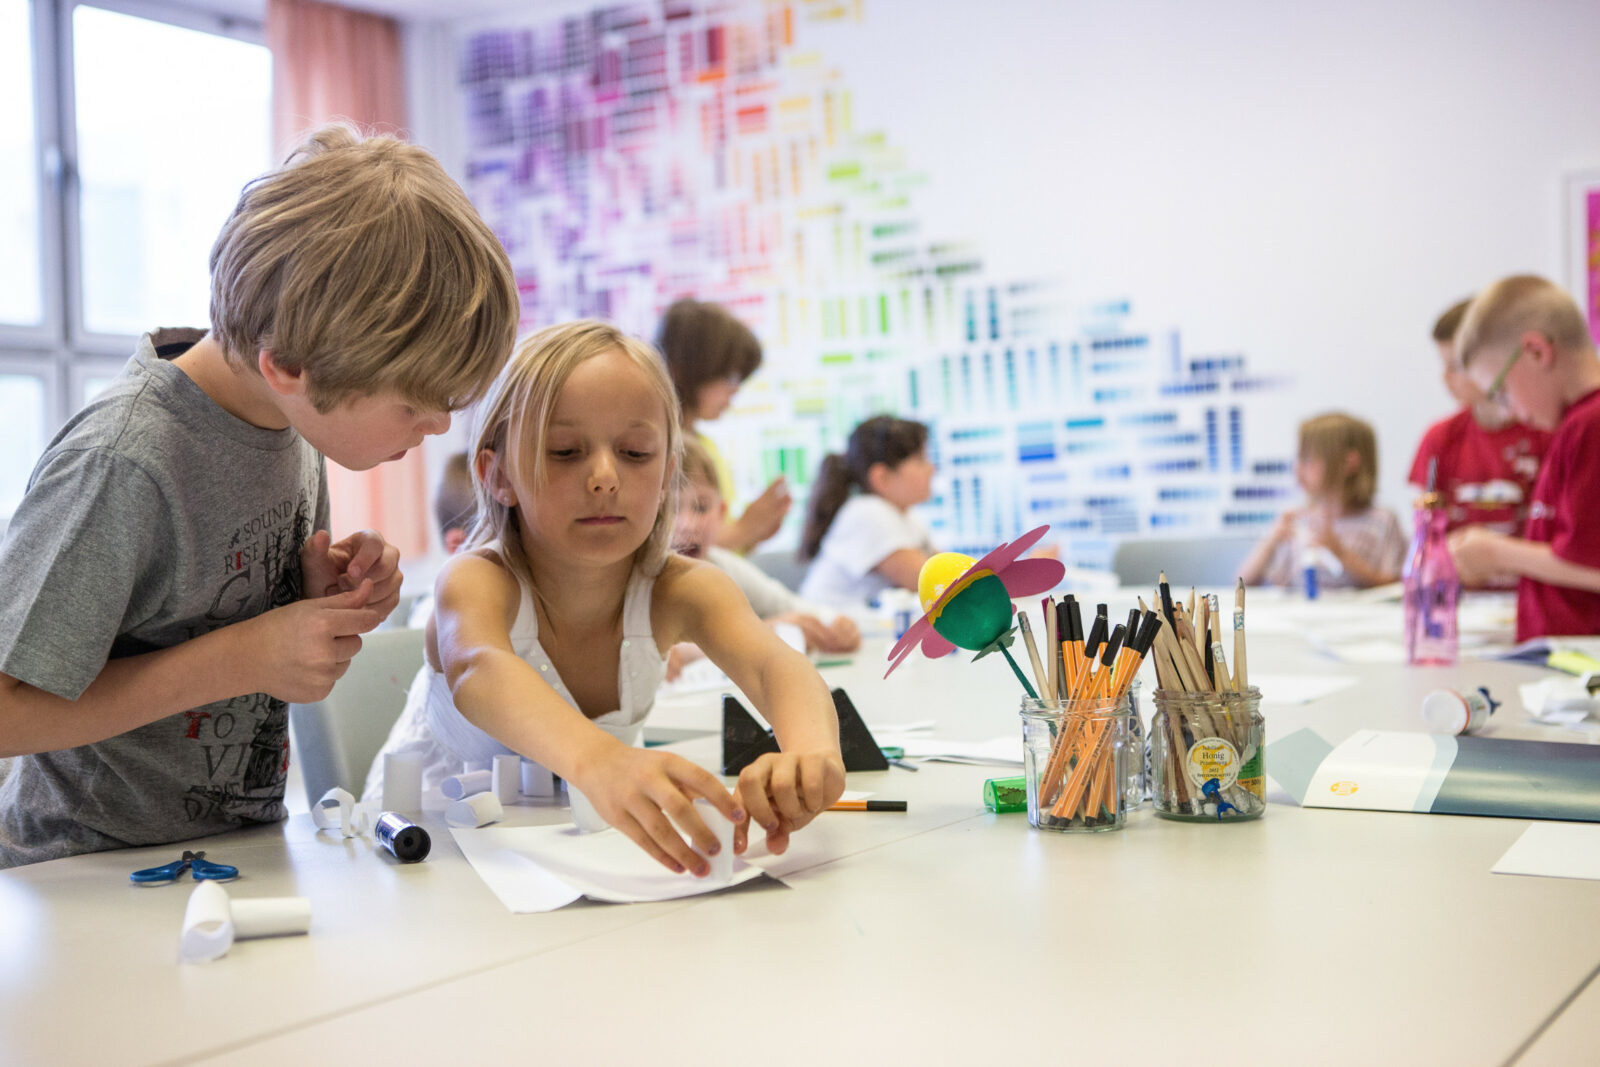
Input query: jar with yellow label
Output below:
<box><xmin>1147</xmin><ymin>687</ymin><xmax>1265</xmax><ymax>821</ymax></box>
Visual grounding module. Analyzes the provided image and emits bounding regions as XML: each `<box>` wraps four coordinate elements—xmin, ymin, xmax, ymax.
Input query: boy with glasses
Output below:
<box><xmin>1451</xmin><ymin>275</ymin><xmax>1600</xmax><ymax>640</ymax></box>
<box><xmin>1407</xmin><ymin>298</ymin><xmax>1549</xmax><ymax>546</ymax></box>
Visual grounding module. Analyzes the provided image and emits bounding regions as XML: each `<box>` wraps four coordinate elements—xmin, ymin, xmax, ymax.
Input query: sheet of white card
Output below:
<box><xmin>1492</xmin><ymin>822</ymin><xmax>1600</xmax><ymax>882</ymax></box>
<box><xmin>449</xmin><ymin>823</ymin><xmax>776</xmax><ymax>912</ymax></box>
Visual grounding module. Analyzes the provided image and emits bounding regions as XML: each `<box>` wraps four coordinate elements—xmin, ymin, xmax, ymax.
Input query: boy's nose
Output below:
<box><xmin>421</xmin><ymin>410</ymin><xmax>451</xmax><ymax>435</ymax></box>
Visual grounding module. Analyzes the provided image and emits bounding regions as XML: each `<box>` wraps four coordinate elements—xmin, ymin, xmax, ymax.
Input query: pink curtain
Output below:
<box><xmin>266</xmin><ymin>0</ymin><xmax>430</xmax><ymax>558</ymax></box>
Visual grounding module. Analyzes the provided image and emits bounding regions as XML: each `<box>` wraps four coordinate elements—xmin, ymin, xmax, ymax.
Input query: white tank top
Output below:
<box><xmin>421</xmin><ymin>546</ymin><xmax>666</xmax><ymax>767</ymax></box>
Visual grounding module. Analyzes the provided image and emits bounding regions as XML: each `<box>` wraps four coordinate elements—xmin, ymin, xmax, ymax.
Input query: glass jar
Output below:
<box><xmin>1019</xmin><ymin>688</ymin><xmax>1138</xmax><ymax>833</ymax></box>
<box><xmin>1148</xmin><ymin>687</ymin><xmax>1264</xmax><ymax>821</ymax></box>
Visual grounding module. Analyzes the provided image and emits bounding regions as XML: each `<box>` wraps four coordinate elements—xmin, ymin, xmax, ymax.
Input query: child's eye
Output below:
<box><xmin>622</xmin><ymin>450</ymin><xmax>654</xmax><ymax>461</ymax></box>
<box><xmin>548</xmin><ymin>449</ymin><xmax>579</xmax><ymax>459</ymax></box>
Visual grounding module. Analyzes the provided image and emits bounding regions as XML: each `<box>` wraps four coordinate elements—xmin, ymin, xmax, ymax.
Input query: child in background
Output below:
<box><xmin>1450</xmin><ymin>275</ymin><xmax>1600</xmax><ymax>640</ymax></box>
<box><xmin>655</xmin><ymin>298</ymin><xmax>791</xmax><ymax>554</ymax></box>
<box><xmin>404</xmin><ymin>452</ymin><xmax>478</xmax><ymax>629</ymax></box>
<box><xmin>1409</xmin><ymin>297</ymin><xmax>1550</xmax><ymax>539</ymax></box>
<box><xmin>668</xmin><ymin>437</ymin><xmax>859</xmax><ymax>679</ymax></box>
<box><xmin>798</xmin><ymin>415</ymin><xmax>936</xmax><ymax>608</ymax></box>
<box><xmin>0</xmin><ymin>126</ymin><xmax>519</xmax><ymax>868</ymax></box>
<box><xmin>1238</xmin><ymin>412</ymin><xmax>1407</xmax><ymax>590</ymax></box>
<box><xmin>374</xmin><ymin>321</ymin><xmax>844</xmax><ymax>873</ymax></box>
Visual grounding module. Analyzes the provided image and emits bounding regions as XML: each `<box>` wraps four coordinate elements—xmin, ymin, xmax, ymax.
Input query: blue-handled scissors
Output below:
<box><xmin>129</xmin><ymin>849</ymin><xmax>239</xmax><ymax>885</ymax></box>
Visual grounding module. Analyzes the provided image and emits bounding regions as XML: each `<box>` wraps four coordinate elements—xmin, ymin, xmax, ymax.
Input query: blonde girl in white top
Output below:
<box><xmin>426</xmin><ymin>320</ymin><xmax>843</xmax><ymax>875</ymax></box>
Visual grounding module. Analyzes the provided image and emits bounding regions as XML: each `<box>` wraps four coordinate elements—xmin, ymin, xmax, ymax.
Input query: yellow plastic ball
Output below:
<box><xmin>918</xmin><ymin>552</ymin><xmax>975</xmax><ymax>614</ymax></box>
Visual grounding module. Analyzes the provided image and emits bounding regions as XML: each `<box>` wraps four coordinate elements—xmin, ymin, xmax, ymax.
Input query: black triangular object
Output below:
<box><xmin>832</xmin><ymin>688</ymin><xmax>889</xmax><ymax>771</ymax></box>
<box><xmin>722</xmin><ymin>695</ymin><xmax>781</xmax><ymax>776</ymax></box>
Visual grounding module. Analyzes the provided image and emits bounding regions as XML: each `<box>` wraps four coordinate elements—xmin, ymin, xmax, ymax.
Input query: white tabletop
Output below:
<box><xmin>2</xmin><ymin>589</ymin><xmax>1596</xmax><ymax>1065</ymax></box>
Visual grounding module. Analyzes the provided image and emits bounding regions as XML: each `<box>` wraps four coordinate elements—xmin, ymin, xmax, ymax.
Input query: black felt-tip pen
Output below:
<box><xmin>827</xmin><ymin>800</ymin><xmax>908</xmax><ymax>812</ymax></box>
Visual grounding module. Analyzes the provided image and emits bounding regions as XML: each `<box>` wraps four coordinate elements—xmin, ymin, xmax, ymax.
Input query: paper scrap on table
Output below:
<box><xmin>1250</xmin><ymin>672</ymin><xmax>1358</xmax><ymax>707</ymax></box>
<box><xmin>450</xmin><ymin>823</ymin><xmax>778</xmax><ymax>913</ymax></box>
<box><xmin>892</xmin><ymin>736</ymin><xmax>1022</xmax><ymax>766</ymax></box>
<box><xmin>1313</xmin><ymin>639</ymin><xmax>1407</xmax><ymax>665</ymax></box>
<box><xmin>1493</xmin><ymin>823</ymin><xmax>1600</xmax><ymax>881</ymax></box>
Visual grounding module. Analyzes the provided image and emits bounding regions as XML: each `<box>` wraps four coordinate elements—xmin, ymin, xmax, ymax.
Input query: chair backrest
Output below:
<box><xmin>748</xmin><ymin>548</ymin><xmax>807</xmax><ymax>592</ymax></box>
<box><xmin>288</xmin><ymin>627</ymin><xmax>425</xmax><ymax>808</ymax></box>
<box><xmin>1111</xmin><ymin>534</ymin><xmax>1260</xmax><ymax>589</ymax></box>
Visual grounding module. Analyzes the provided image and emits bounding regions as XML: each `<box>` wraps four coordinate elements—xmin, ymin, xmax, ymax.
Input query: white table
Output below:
<box><xmin>2</xmin><ymin>591</ymin><xmax>1596</xmax><ymax>1065</ymax></box>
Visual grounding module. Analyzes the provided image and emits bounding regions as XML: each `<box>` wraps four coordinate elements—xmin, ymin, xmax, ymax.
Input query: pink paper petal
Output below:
<box><xmin>997</xmin><ymin>557</ymin><xmax>1065</xmax><ymax>596</ymax></box>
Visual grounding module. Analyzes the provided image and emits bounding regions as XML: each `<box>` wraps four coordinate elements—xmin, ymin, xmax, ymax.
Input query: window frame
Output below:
<box><xmin>0</xmin><ymin>0</ymin><xmax>267</xmax><ymax>456</ymax></box>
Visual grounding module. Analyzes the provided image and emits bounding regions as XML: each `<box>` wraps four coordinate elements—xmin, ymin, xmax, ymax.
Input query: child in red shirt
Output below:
<box><xmin>1409</xmin><ymin>298</ymin><xmax>1550</xmax><ymax>538</ymax></box>
<box><xmin>1449</xmin><ymin>275</ymin><xmax>1600</xmax><ymax>640</ymax></box>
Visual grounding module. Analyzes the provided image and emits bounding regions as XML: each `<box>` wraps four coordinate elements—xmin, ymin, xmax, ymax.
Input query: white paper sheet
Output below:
<box><xmin>892</xmin><ymin>736</ymin><xmax>1022</xmax><ymax>766</ymax></box>
<box><xmin>1251</xmin><ymin>672</ymin><xmax>1358</xmax><ymax>706</ymax></box>
<box><xmin>1492</xmin><ymin>823</ymin><xmax>1600</xmax><ymax>881</ymax></box>
<box><xmin>450</xmin><ymin>823</ymin><xmax>775</xmax><ymax>912</ymax></box>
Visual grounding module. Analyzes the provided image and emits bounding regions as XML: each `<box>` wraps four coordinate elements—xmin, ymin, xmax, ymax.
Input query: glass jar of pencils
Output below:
<box><xmin>1147</xmin><ymin>687</ymin><xmax>1265</xmax><ymax>822</ymax></box>
<box><xmin>1019</xmin><ymin>690</ymin><xmax>1139</xmax><ymax>833</ymax></box>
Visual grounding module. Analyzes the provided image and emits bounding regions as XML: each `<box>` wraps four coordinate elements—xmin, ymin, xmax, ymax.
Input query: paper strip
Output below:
<box><xmin>445</xmin><ymin>790</ymin><xmax>504</xmax><ymax>828</ymax></box>
<box><xmin>441</xmin><ymin>770</ymin><xmax>493</xmax><ymax>801</ymax></box>
<box><xmin>382</xmin><ymin>752</ymin><xmax>422</xmax><ymax>813</ymax></box>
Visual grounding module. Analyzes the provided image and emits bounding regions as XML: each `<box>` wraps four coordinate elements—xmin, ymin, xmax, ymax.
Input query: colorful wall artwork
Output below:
<box><xmin>456</xmin><ymin>0</ymin><xmax>1295</xmax><ymax>565</ymax></box>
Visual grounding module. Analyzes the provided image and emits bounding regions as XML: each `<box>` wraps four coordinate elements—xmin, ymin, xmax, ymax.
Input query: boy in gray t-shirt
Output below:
<box><xmin>0</xmin><ymin>126</ymin><xmax>518</xmax><ymax>868</ymax></box>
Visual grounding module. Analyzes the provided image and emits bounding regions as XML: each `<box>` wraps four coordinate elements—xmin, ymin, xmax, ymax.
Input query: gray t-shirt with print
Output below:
<box><xmin>0</xmin><ymin>328</ymin><xmax>328</xmax><ymax>868</ymax></box>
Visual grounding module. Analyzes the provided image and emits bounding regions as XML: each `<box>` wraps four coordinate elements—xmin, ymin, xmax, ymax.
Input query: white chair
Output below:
<box><xmin>288</xmin><ymin>627</ymin><xmax>424</xmax><ymax>809</ymax></box>
<box><xmin>749</xmin><ymin>548</ymin><xmax>807</xmax><ymax>592</ymax></box>
<box><xmin>1110</xmin><ymin>535</ymin><xmax>1260</xmax><ymax>589</ymax></box>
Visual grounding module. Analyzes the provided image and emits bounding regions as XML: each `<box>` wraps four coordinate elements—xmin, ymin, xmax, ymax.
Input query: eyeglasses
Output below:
<box><xmin>1485</xmin><ymin>345</ymin><xmax>1523</xmax><ymax>408</ymax></box>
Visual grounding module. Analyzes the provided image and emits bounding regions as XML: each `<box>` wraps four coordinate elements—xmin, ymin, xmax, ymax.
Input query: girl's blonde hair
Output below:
<box><xmin>1298</xmin><ymin>412</ymin><xmax>1378</xmax><ymax>511</ymax></box>
<box><xmin>465</xmin><ymin>320</ymin><xmax>683</xmax><ymax>586</ymax></box>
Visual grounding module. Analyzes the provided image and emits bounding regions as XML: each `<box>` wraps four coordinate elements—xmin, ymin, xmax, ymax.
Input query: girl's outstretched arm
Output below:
<box><xmin>434</xmin><ymin>553</ymin><xmax>742</xmax><ymax>876</ymax></box>
<box><xmin>659</xmin><ymin>559</ymin><xmax>846</xmax><ymax>855</ymax></box>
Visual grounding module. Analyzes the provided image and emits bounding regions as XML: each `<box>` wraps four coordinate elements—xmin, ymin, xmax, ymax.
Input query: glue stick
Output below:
<box><xmin>1421</xmin><ymin>687</ymin><xmax>1498</xmax><ymax>736</ymax></box>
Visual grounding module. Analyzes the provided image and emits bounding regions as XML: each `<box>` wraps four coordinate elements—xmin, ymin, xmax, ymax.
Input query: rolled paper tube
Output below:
<box><xmin>520</xmin><ymin>760</ymin><xmax>556</xmax><ymax>798</ymax></box>
<box><xmin>693</xmin><ymin>798</ymin><xmax>735</xmax><ymax>881</ymax></box>
<box><xmin>180</xmin><ymin>881</ymin><xmax>234</xmax><ymax>963</ymax></box>
<box><xmin>382</xmin><ymin>751</ymin><xmax>423</xmax><ymax>814</ymax></box>
<box><xmin>229</xmin><ymin>897</ymin><xmax>312</xmax><ymax>940</ymax></box>
<box><xmin>441</xmin><ymin>770</ymin><xmax>492</xmax><ymax>801</ymax></box>
<box><xmin>566</xmin><ymin>784</ymin><xmax>608</xmax><ymax>833</ymax></box>
<box><xmin>180</xmin><ymin>882</ymin><xmax>310</xmax><ymax>963</ymax></box>
<box><xmin>445</xmin><ymin>790</ymin><xmax>504</xmax><ymax>828</ymax></box>
<box><xmin>492</xmin><ymin>754</ymin><xmax>521</xmax><ymax>804</ymax></box>
<box><xmin>312</xmin><ymin>787</ymin><xmax>358</xmax><ymax>837</ymax></box>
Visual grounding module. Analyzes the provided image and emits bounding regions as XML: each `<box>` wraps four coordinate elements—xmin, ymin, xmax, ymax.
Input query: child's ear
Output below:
<box><xmin>476</xmin><ymin>449</ymin><xmax>517</xmax><ymax>506</ymax></box>
<box><xmin>865</xmin><ymin>461</ymin><xmax>890</xmax><ymax>496</ymax></box>
<box><xmin>257</xmin><ymin>349</ymin><xmax>307</xmax><ymax>399</ymax></box>
<box><xmin>1343</xmin><ymin>449</ymin><xmax>1361</xmax><ymax>476</ymax></box>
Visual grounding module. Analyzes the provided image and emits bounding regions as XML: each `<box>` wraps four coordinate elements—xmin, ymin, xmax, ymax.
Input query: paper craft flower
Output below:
<box><xmin>885</xmin><ymin>524</ymin><xmax>1065</xmax><ymax>678</ymax></box>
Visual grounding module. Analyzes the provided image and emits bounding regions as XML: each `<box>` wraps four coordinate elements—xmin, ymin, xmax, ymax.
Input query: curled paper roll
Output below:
<box><xmin>312</xmin><ymin>787</ymin><xmax>358</xmax><ymax>838</ymax></box>
<box><xmin>446</xmin><ymin>790</ymin><xmax>504</xmax><ymax>828</ymax></box>
<box><xmin>493</xmin><ymin>754</ymin><xmax>521</xmax><ymax>804</ymax></box>
<box><xmin>382</xmin><ymin>751</ymin><xmax>423</xmax><ymax>813</ymax></box>
<box><xmin>567</xmin><ymin>785</ymin><xmax>608</xmax><ymax>833</ymax></box>
<box><xmin>180</xmin><ymin>882</ymin><xmax>312</xmax><ymax>963</ymax></box>
<box><xmin>693</xmin><ymin>798</ymin><xmax>735</xmax><ymax>881</ymax></box>
<box><xmin>520</xmin><ymin>760</ymin><xmax>556</xmax><ymax>798</ymax></box>
<box><xmin>442</xmin><ymin>770</ymin><xmax>493</xmax><ymax>801</ymax></box>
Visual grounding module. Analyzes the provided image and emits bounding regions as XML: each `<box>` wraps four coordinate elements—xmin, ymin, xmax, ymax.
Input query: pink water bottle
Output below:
<box><xmin>1403</xmin><ymin>459</ymin><xmax>1459</xmax><ymax>666</ymax></box>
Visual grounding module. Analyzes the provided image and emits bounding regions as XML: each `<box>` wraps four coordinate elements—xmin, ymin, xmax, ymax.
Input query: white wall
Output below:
<box><xmin>403</xmin><ymin>0</ymin><xmax>1600</xmax><ymax>534</ymax></box>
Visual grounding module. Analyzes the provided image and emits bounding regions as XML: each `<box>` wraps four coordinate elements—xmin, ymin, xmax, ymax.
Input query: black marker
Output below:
<box><xmin>374</xmin><ymin>812</ymin><xmax>431</xmax><ymax>862</ymax></box>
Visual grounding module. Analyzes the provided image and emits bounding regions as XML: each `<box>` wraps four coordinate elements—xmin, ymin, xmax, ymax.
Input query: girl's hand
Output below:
<box><xmin>582</xmin><ymin>745</ymin><xmax>744</xmax><ymax>876</ymax></box>
<box><xmin>1448</xmin><ymin>526</ymin><xmax>1512</xmax><ymax>587</ymax></box>
<box><xmin>732</xmin><ymin>750</ymin><xmax>846</xmax><ymax>855</ymax></box>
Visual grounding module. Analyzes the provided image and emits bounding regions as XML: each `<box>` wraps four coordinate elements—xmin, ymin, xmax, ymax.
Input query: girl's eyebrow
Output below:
<box><xmin>549</xmin><ymin>417</ymin><xmax>662</xmax><ymax>430</ymax></box>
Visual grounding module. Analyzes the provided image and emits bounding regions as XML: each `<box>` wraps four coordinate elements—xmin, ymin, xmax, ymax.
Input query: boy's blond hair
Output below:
<box><xmin>1456</xmin><ymin>274</ymin><xmax>1595</xmax><ymax>369</ymax></box>
<box><xmin>209</xmin><ymin>123</ymin><xmax>519</xmax><ymax>412</ymax></box>
<box><xmin>678</xmin><ymin>435</ymin><xmax>722</xmax><ymax>497</ymax></box>
<box><xmin>467</xmin><ymin>320</ymin><xmax>683</xmax><ymax>585</ymax></box>
<box><xmin>1299</xmin><ymin>412</ymin><xmax>1379</xmax><ymax>511</ymax></box>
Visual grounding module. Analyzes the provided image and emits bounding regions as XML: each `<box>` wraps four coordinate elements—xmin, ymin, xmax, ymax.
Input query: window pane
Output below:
<box><xmin>0</xmin><ymin>374</ymin><xmax>46</xmax><ymax>516</ymax></box>
<box><xmin>0</xmin><ymin>0</ymin><xmax>42</xmax><ymax>327</ymax></box>
<box><xmin>73</xmin><ymin>6</ymin><xmax>271</xmax><ymax>337</ymax></box>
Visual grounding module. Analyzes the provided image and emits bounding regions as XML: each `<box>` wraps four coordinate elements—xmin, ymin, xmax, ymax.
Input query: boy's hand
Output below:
<box><xmin>247</xmin><ymin>581</ymin><xmax>386</xmax><ymax>703</ymax></box>
<box><xmin>732</xmin><ymin>750</ymin><xmax>846</xmax><ymax>856</ymax></box>
<box><xmin>302</xmin><ymin>530</ymin><xmax>403</xmax><ymax>621</ymax></box>
<box><xmin>583</xmin><ymin>745</ymin><xmax>745</xmax><ymax>876</ymax></box>
<box><xmin>1449</xmin><ymin>526</ymin><xmax>1514</xmax><ymax>587</ymax></box>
